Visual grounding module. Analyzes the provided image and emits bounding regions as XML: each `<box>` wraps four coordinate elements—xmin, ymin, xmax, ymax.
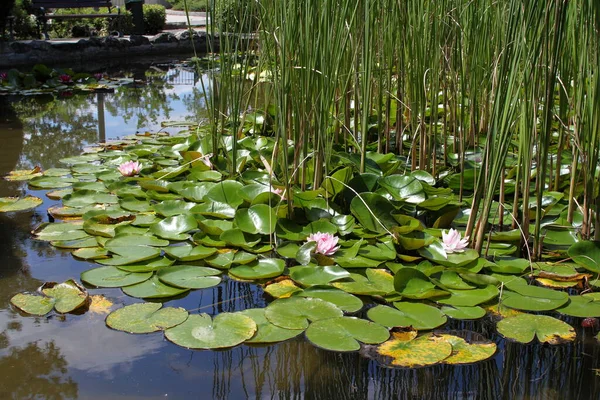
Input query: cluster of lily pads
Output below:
<box><xmin>6</xmin><ymin>128</ymin><xmax>600</xmax><ymax>368</ymax></box>
<box><xmin>0</xmin><ymin>64</ymin><xmax>142</xmax><ymax>96</ymax></box>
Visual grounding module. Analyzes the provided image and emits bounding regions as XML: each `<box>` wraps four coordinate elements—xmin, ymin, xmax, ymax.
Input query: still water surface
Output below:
<box><xmin>0</xmin><ymin>64</ymin><xmax>599</xmax><ymax>400</ymax></box>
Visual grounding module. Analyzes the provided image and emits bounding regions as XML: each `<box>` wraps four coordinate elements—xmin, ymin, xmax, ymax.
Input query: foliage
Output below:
<box><xmin>9</xmin><ymin>0</ymin><xmax>37</xmax><ymax>40</ymax></box>
<box><xmin>167</xmin><ymin>0</ymin><xmax>209</xmax><ymax>12</ymax></box>
<box><xmin>213</xmin><ymin>0</ymin><xmax>259</xmax><ymax>33</ymax></box>
<box><xmin>142</xmin><ymin>4</ymin><xmax>166</xmax><ymax>35</ymax></box>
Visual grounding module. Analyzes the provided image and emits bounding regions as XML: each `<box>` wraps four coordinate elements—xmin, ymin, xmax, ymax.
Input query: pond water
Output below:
<box><xmin>1</xmin><ymin>63</ymin><xmax>600</xmax><ymax>400</ymax></box>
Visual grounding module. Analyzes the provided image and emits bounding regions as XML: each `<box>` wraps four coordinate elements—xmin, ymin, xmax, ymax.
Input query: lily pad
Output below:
<box><xmin>0</xmin><ymin>196</ymin><xmax>43</xmax><ymax>212</ymax></box>
<box><xmin>41</xmin><ymin>280</ymin><xmax>88</xmax><ymax>313</ymax></box>
<box><xmin>229</xmin><ymin>258</ymin><xmax>285</xmax><ymax>280</ymax></box>
<box><xmin>106</xmin><ymin>303</ymin><xmax>189</xmax><ymax>333</ymax></box>
<box><xmin>122</xmin><ymin>275</ymin><xmax>189</xmax><ymax>298</ymax></box>
<box><xmin>306</xmin><ymin>317</ymin><xmax>389</xmax><ymax>352</ymax></box>
<box><xmin>157</xmin><ymin>265</ymin><xmax>222</xmax><ymax>289</ymax></box>
<box><xmin>441</xmin><ymin>306</ymin><xmax>486</xmax><ymax>320</ymax></box>
<box><xmin>150</xmin><ymin>214</ymin><xmax>198</xmax><ymax>240</ymax></box>
<box><xmin>334</xmin><ymin>269</ymin><xmax>396</xmax><ymax>296</ymax></box>
<box><xmin>367</xmin><ymin>303</ymin><xmax>447</xmax><ymax>330</ymax></box>
<box><xmin>393</xmin><ymin>268</ymin><xmax>448</xmax><ymax>299</ymax></box>
<box><xmin>556</xmin><ymin>295</ymin><xmax>600</xmax><ymax>317</ymax></box>
<box><xmin>289</xmin><ymin>264</ymin><xmax>351</xmax><ymax>286</ymax></box>
<box><xmin>296</xmin><ymin>287</ymin><xmax>363</xmax><ymax>313</ymax></box>
<box><xmin>264</xmin><ymin>297</ymin><xmax>343</xmax><ymax>329</ymax></box>
<box><xmin>496</xmin><ymin>314</ymin><xmax>576</xmax><ymax>344</ymax></box>
<box><xmin>501</xmin><ymin>283</ymin><xmax>568</xmax><ymax>311</ymax></box>
<box><xmin>10</xmin><ymin>293</ymin><xmax>55</xmax><ymax>316</ymax></box>
<box><xmin>350</xmin><ymin>193</ymin><xmax>397</xmax><ymax>234</ymax></box>
<box><xmin>568</xmin><ymin>241</ymin><xmax>600</xmax><ymax>273</ymax></box>
<box><xmin>81</xmin><ymin>266</ymin><xmax>152</xmax><ymax>288</ymax></box>
<box><xmin>240</xmin><ymin>308</ymin><xmax>304</xmax><ymax>343</ymax></box>
<box><xmin>437</xmin><ymin>285</ymin><xmax>499</xmax><ymax>307</ymax></box>
<box><xmin>163</xmin><ymin>244</ymin><xmax>217</xmax><ymax>261</ymax></box>
<box><xmin>433</xmin><ymin>334</ymin><xmax>496</xmax><ymax>365</ymax></box>
<box><xmin>418</xmin><ymin>242</ymin><xmax>479</xmax><ymax>268</ymax></box>
<box><xmin>165</xmin><ymin>313</ymin><xmax>256</xmax><ymax>349</ymax></box>
<box><xmin>234</xmin><ymin>204</ymin><xmax>277</xmax><ymax>235</ymax></box>
<box><xmin>377</xmin><ymin>331</ymin><xmax>452</xmax><ymax>368</ymax></box>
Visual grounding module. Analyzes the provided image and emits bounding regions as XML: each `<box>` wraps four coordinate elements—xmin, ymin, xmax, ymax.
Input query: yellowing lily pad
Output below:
<box><xmin>377</xmin><ymin>331</ymin><xmax>452</xmax><ymax>368</ymax></box>
<box><xmin>264</xmin><ymin>279</ymin><xmax>302</xmax><ymax>298</ymax></box>
<box><xmin>41</xmin><ymin>280</ymin><xmax>88</xmax><ymax>313</ymax></box>
<box><xmin>496</xmin><ymin>314</ymin><xmax>576</xmax><ymax>344</ymax></box>
<box><xmin>106</xmin><ymin>302</ymin><xmax>188</xmax><ymax>333</ymax></box>
<box><xmin>165</xmin><ymin>313</ymin><xmax>256</xmax><ymax>349</ymax></box>
<box><xmin>306</xmin><ymin>317</ymin><xmax>390</xmax><ymax>352</ymax></box>
<box><xmin>432</xmin><ymin>334</ymin><xmax>496</xmax><ymax>365</ymax></box>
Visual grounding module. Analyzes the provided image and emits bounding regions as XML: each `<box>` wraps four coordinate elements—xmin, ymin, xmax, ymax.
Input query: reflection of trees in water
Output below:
<box><xmin>10</xmin><ymin>95</ymin><xmax>98</xmax><ymax>170</ymax></box>
<box><xmin>181</xmin><ymin>87</ymin><xmax>210</xmax><ymax>124</ymax></box>
<box><xmin>0</xmin><ymin>340</ymin><xmax>78</xmax><ymax>400</ymax></box>
<box><xmin>104</xmin><ymin>71</ymin><xmax>178</xmax><ymax>130</ymax></box>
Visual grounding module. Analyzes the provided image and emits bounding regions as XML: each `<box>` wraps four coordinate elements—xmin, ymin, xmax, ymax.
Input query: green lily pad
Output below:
<box><xmin>296</xmin><ymin>287</ymin><xmax>363</xmax><ymax>313</ymax></box>
<box><xmin>62</xmin><ymin>190</ymin><xmax>118</xmax><ymax>207</ymax></box>
<box><xmin>234</xmin><ymin>204</ymin><xmax>277</xmax><ymax>235</ymax></box>
<box><xmin>306</xmin><ymin>317</ymin><xmax>389</xmax><ymax>352</ymax></box>
<box><xmin>163</xmin><ymin>244</ymin><xmax>217</xmax><ymax>261</ymax></box>
<box><xmin>441</xmin><ymin>306</ymin><xmax>486</xmax><ymax>320</ymax></box>
<box><xmin>334</xmin><ymin>269</ymin><xmax>396</xmax><ymax>296</ymax></box>
<box><xmin>122</xmin><ymin>275</ymin><xmax>190</xmax><ymax>298</ymax></box>
<box><xmin>501</xmin><ymin>283</ymin><xmax>569</xmax><ymax>311</ymax></box>
<box><xmin>150</xmin><ymin>214</ymin><xmax>198</xmax><ymax>240</ymax></box>
<box><xmin>204</xmin><ymin>180</ymin><xmax>245</xmax><ymax>208</ymax></box>
<box><xmin>29</xmin><ymin>176</ymin><xmax>78</xmax><ymax>189</ymax></box>
<box><xmin>229</xmin><ymin>258</ymin><xmax>285</xmax><ymax>280</ymax></box>
<box><xmin>377</xmin><ymin>331</ymin><xmax>452</xmax><ymax>368</ymax></box>
<box><xmin>0</xmin><ymin>196</ymin><xmax>43</xmax><ymax>212</ymax></box>
<box><xmin>289</xmin><ymin>264</ymin><xmax>351</xmax><ymax>286</ymax></box>
<box><xmin>556</xmin><ymin>295</ymin><xmax>600</xmax><ymax>317</ymax></box>
<box><xmin>153</xmin><ymin>200</ymin><xmax>196</xmax><ymax>217</ymax></box>
<box><xmin>496</xmin><ymin>314</ymin><xmax>576</xmax><ymax>344</ymax></box>
<box><xmin>264</xmin><ymin>297</ymin><xmax>343</xmax><ymax>329</ymax></box>
<box><xmin>116</xmin><ymin>257</ymin><xmax>175</xmax><ymax>272</ymax></box>
<box><xmin>51</xmin><ymin>237</ymin><xmax>99</xmax><ymax>249</ymax></box>
<box><xmin>72</xmin><ymin>247</ymin><xmax>110</xmax><ymax>260</ymax></box>
<box><xmin>81</xmin><ymin>266</ymin><xmax>152</xmax><ymax>288</ymax></box>
<box><xmin>568</xmin><ymin>241</ymin><xmax>600</xmax><ymax>273</ymax></box>
<box><xmin>34</xmin><ymin>222</ymin><xmax>88</xmax><ymax>241</ymax></box>
<box><xmin>418</xmin><ymin>242</ymin><xmax>479</xmax><ymax>268</ymax></box>
<box><xmin>165</xmin><ymin>313</ymin><xmax>256</xmax><ymax>349</ymax></box>
<box><xmin>240</xmin><ymin>308</ymin><xmax>304</xmax><ymax>343</ymax></box>
<box><xmin>350</xmin><ymin>193</ymin><xmax>398</xmax><ymax>234</ymax></box>
<box><xmin>157</xmin><ymin>265</ymin><xmax>222</xmax><ymax>289</ymax></box>
<box><xmin>367</xmin><ymin>303</ymin><xmax>447</xmax><ymax>330</ymax></box>
<box><xmin>378</xmin><ymin>175</ymin><xmax>425</xmax><ymax>203</ymax></box>
<box><xmin>437</xmin><ymin>285</ymin><xmax>499</xmax><ymax>307</ymax></box>
<box><xmin>393</xmin><ymin>268</ymin><xmax>448</xmax><ymax>299</ymax></box>
<box><xmin>106</xmin><ymin>303</ymin><xmax>189</xmax><ymax>333</ymax></box>
<box><xmin>10</xmin><ymin>293</ymin><xmax>55</xmax><ymax>316</ymax></box>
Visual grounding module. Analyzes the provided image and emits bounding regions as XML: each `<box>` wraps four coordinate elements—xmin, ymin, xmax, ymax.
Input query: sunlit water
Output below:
<box><xmin>0</xmin><ymin>64</ymin><xmax>599</xmax><ymax>400</ymax></box>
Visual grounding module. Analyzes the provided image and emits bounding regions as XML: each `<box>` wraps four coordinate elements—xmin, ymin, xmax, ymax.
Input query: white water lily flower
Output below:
<box><xmin>441</xmin><ymin>228</ymin><xmax>470</xmax><ymax>254</ymax></box>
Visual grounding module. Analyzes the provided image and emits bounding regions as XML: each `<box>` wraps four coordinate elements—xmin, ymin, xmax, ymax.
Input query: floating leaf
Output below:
<box><xmin>81</xmin><ymin>266</ymin><xmax>152</xmax><ymax>288</ymax></box>
<box><xmin>496</xmin><ymin>314</ymin><xmax>576</xmax><ymax>344</ymax></box>
<box><xmin>163</xmin><ymin>243</ymin><xmax>217</xmax><ymax>261</ymax></box>
<box><xmin>437</xmin><ymin>285</ymin><xmax>499</xmax><ymax>307</ymax></box>
<box><xmin>88</xmin><ymin>295</ymin><xmax>113</xmax><ymax>314</ymax></box>
<box><xmin>234</xmin><ymin>204</ymin><xmax>277</xmax><ymax>234</ymax></box>
<box><xmin>0</xmin><ymin>196</ymin><xmax>43</xmax><ymax>212</ymax></box>
<box><xmin>150</xmin><ymin>214</ymin><xmax>198</xmax><ymax>240</ymax></box>
<box><xmin>240</xmin><ymin>308</ymin><xmax>304</xmax><ymax>343</ymax></box>
<box><xmin>501</xmin><ymin>283</ymin><xmax>568</xmax><ymax>311</ymax></box>
<box><xmin>367</xmin><ymin>303</ymin><xmax>446</xmax><ymax>330</ymax></box>
<box><xmin>296</xmin><ymin>287</ymin><xmax>363</xmax><ymax>313</ymax></box>
<box><xmin>350</xmin><ymin>193</ymin><xmax>397</xmax><ymax>234</ymax></box>
<box><xmin>393</xmin><ymin>268</ymin><xmax>447</xmax><ymax>299</ymax></box>
<box><xmin>264</xmin><ymin>297</ymin><xmax>343</xmax><ymax>330</ymax></box>
<box><xmin>289</xmin><ymin>264</ymin><xmax>350</xmax><ymax>286</ymax></box>
<box><xmin>264</xmin><ymin>279</ymin><xmax>303</xmax><ymax>298</ymax></box>
<box><xmin>157</xmin><ymin>265</ymin><xmax>222</xmax><ymax>289</ymax></box>
<box><xmin>165</xmin><ymin>313</ymin><xmax>256</xmax><ymax>349</ymax></box>
<box><xmin>556</xmin><ymin>295</ymin><xmax>600</xmax><ymax>317</ymax></box>
<box><xmin>334</xmin><ymin>269</ymin><xmax>396</xmax><ymax>296</ymax></box>
<box><xmin>10</xmin><ymin>293</ymin><xmax>55</xmax><ymax>316</ymax></box>
<box><xmin>433</xmin><ymin>334</ymin><xmax>496</xmax><ymax>365</ymax></box>
<box><xmin>229</xmin><ymin>258</ymin><xmax>285</xmax><ymax>280</ymax></box>
<box><xmin>106</xmin><ymin>303</ymin><xmax>188</xmax><ymax>333</ymax></box>
<box><xmin>122</xmin><ymin>275</ymin><xmax>189</xmax><ymax>298</ymax></box>
<box><xmin>568</xmin><ymin>241</ymin><xmax>600</xmax><ymax>273</ymax></box>
<box><xmin>377</xmin><ymin>331</ymin><xmax>452</xmax><ymax>368</ymax></box>
<box><xmin>418</xmin><ymin>242</ymin><xmax>479</xmax><ymax>267</ymax></box>
<box><xmin>41</xmin><ymin>280</ymin><xmax>88</xmax><ymax>313</ymax></box>
<box><xmin>34</xmin><ymin>222</ymin><xmax>88</xmax><ymax>241</ymax></box>
<box><xmin>306</xmin><ymin>317</ymin><xmax>389</xmax><ymax>352</ymax></box>
<box><xmin>441</xmin><ymin>306</ymin><xmax>486</xmax><ymax>320</ymax></box>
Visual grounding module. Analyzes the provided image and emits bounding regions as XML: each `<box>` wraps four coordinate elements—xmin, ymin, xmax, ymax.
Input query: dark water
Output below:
<box><xmin>1</xmin><ymin>64</ymin><xmax>600</xmax><ymax>400</ymax></box>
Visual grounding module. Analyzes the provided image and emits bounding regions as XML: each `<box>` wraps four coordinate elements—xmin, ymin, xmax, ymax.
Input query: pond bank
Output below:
<box><xmin>0</xmin><ymin>30</ymin><xmax>211</xmax><ymax>69</ymax></box>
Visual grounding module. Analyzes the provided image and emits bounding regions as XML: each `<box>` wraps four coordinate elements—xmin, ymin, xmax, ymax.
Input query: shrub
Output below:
<box><xmin>167</xmin><ymin>0</ymin><xmax>208</xmax><ymax>12</ymax></box>
<box><xmin>143</xmin><ymin>4</ymin><xmax>166</xmax><ymax>35</ymax></box>
<box><xmin>51</xmin><ymin>7</ymin><xmax>121</xmax><ymax>38</ymax></box>
<box><xmin>11</xmin><ymin>0</ymin><xmax>37</xmax><ymax>40</ymax></box>
<box><xmin>214</xmin><ymin>0</ymin><xmax>259</xmax><ymax>33</ymax></box>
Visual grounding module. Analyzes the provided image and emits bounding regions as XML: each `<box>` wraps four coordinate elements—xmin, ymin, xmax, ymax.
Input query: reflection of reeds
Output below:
<box><xmin>192</xmin><ymin>0</ymin><xmax>600</xmax><ymax>255</ymax></box>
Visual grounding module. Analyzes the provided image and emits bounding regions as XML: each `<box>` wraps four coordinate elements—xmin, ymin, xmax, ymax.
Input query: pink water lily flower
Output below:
<box><xmin>441</xmin><ymin>228</ymin><xmax>469</xmax><ymax>254</ymax></box>
<box><xmin>271</xmin><ymin>187</ymin><xmax>286</xmax><ymax>200</ymax></box>
<box><xmin>59</xmin><ymin>74</ymin><xmax>72</xmax><ymax>84</ymax></box>
<box><xmin>118</xmin><ymin>160</ymin><xmax>142</xmax><ymax>177</ymax></box>
<box><xmin>0</xmin><ymin>72</ymin><xmax>7</xmax><ymax>81</ymax></box>
<box><xmin>306</xmin><ymin>232</ymin><xmax>340</xmax><ymax>256</ymax></box>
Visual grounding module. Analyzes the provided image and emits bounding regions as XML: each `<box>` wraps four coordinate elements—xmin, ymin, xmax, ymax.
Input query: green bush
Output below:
<box><xmin>214</xmin><ymin>0</ymin><xmax>259</xmax><ymax>33</ymax></box>
<box><xmin>142</xmin><ymin>4</ymin><xmax>166</xmax><ymax>35</ymax></box>
<box><xmin>51</xmin><ymin>7</ymin><xmax>123</xmax><ymax>38</ymax></box>
<box><xmin>9</xmin><ymin>0</ymin><xmax>37</xmax><ymax>40</ymax></box>
<box><xmin>167</xmin><ymin>0</ymin><xmax>208</xmax><ymax>12</ymax></box>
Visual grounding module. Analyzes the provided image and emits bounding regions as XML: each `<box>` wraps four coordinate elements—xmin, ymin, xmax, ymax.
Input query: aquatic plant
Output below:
<box><xmin>117</xmin><ymin>161</ymin><xmax>142</xmax><ymax>177</ymax></box>
<box><xmin>306</xmin><ymin>232</ymin><xmax>340</xmax><ymax>256</ymax></box>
